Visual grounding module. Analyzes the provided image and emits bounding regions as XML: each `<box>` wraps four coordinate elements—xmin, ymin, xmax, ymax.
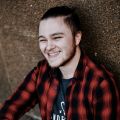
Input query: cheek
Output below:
<box><xmin>39</xmin><ymin>44</ymin><xmax>46</xmax><ymax>52</ymax></box>
<box><xmin>64</xmin><ymin>41</ymin><xmax>74</xmax><ymax>50</ymax></box>
<box><xmin>63</xmin><ymin>42</ymin><xmax>75</xmax><ymax>54</ymax></box>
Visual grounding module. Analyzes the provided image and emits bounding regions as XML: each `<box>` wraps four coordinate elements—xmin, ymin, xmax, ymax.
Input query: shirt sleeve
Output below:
<box><xmin>0</xmin><ymin>64</ymin><xmax>40</xmax><ymax>120</ymax></box>
<box><xmin>93</xmin><ymin>77</ymin><xmax>120</xmax><ymax>120</ymax></box>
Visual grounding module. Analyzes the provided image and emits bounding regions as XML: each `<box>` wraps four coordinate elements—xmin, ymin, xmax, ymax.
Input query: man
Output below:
<box><xmin>0</xmin><ymin>6</ymin><xmax>119</xmax><ymax>120</ymax></box>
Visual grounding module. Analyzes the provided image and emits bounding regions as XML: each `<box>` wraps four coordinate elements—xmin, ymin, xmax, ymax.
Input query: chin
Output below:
<box><xmin>48</xmin><ymin>61</ymin><xmax>62</xmax><ymax>68</ymax></box>
<box><xmin>49</xmin><ymin>64</ymin><xmax>60</xmax><ymax>68</ymax></box>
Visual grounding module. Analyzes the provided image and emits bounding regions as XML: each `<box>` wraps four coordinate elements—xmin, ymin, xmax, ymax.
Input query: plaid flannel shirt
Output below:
<box><xmin>0</xmin><ymin>50</ymin><xmax>120</xmax><ymax>120</ymax></box>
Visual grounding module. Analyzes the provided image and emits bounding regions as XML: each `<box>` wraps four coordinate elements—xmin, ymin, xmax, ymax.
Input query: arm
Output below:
<box><xmin>93</xmin><ymin>77</ymin><xmax>120</xmax><ymax>120</ymax></box>
<box><xmin>0</xmin><ymin>65</ymin><xmax>40</xmax><ymax>120</ymax></box>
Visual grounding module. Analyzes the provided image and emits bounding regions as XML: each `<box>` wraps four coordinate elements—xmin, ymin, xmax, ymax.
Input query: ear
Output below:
<box><xmin>75</xmin><ymin>31</ymin><xmax>82</xmax><ymax>46</ymax></box>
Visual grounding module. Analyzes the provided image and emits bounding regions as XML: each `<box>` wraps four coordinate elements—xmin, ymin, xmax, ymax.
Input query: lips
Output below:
<box><xmin>48</xmin><ymin>51</ymin><xmax>60</xmax><ymax>58</ymax></box>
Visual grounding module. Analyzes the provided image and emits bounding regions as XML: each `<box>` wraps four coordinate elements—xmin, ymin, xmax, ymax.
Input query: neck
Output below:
<box><xmin>59</xmin><ymin>47</ymin><xmax>81</xmax><ymax>79</ymax></box>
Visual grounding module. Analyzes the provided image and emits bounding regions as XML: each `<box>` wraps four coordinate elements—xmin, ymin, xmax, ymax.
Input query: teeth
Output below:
<box><xmin>48</xmin><ymin>52</ymin><xmax>60</xmax><ymax>57</ymax></box>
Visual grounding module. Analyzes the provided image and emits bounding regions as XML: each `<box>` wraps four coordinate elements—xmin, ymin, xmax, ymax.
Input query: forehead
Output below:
<box><xmin>39</xmin><ymin>17</ymin><xmax>71</xmax><ymax>36</ymax></box>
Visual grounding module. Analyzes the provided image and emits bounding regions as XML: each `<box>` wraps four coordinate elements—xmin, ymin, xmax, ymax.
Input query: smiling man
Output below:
<box><xmin>0</xmin><ymin>6</ymin><xmax>119</xmax><ymax>120</ymax></box>
<box><xmin>39</xmin><ymin>16</ymin><xmax>81</xmax><ymax>78</ymax></box>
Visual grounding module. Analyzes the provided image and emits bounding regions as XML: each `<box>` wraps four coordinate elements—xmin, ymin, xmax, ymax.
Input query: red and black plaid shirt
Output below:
<box><xmin>0</xmin><ymin>50</ymin><xmax>120</xmax><ymax>120</ymax></box>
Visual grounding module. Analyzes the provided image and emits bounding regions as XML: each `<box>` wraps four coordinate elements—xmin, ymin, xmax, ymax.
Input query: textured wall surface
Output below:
<box><xmin>0</xmin><ymin>0</ymin><xmax>119</xmax><ymax>119</ymax></box>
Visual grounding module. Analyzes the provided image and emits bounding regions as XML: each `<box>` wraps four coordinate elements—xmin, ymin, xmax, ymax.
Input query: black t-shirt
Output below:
<box><xmin>51</xmin><ymin>78</ymin><xmax>73</xmax><ymax>120</ymax></box>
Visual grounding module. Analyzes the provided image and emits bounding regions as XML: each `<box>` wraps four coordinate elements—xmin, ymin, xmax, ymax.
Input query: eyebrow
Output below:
<box><xmin>51</xmin><ymin>33</ymin><xmax>64</xmax><ymax>36</ymax></box>
<box><xmin>38</xmin><ymin>32</ymin><xmax>64</xmax><ymax>39</ymax></box>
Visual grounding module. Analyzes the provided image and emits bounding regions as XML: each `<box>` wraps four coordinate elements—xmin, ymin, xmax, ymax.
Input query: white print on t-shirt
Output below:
<box><xmin>60</xmin><ymin>102</ymin><xmax>65</xmax><ymax>115</ymax></box>
<box><xmin>51</xmin><ymin>101</ymin><xmax>66</xmax><ymax>120</ymax></box>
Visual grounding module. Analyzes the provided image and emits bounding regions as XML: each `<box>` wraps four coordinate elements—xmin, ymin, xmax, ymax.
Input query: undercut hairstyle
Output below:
<box><xmin>41</xmin><ymin>6</ymin><xmax>81</xmax><ymax>36</ymax></box>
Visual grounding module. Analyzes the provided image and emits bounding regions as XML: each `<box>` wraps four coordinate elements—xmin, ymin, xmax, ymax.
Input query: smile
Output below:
<box><xmin>48</xmin><ymin>51</ymin><xmax>60</xmax><ymax>57</ymax></box>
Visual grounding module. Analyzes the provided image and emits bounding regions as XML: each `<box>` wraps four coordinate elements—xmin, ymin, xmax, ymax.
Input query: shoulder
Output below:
<box><xmin>25</xmin><ymin>59</ymin><xmax>50</xmax><ymax>79</ymax></box>
<box><xmin>84</xmin><ymin>54</ymin><xmax>118</xmax><ymax>92</ymax></box>
<box><xmin>85</xmin><ymin>55</ymin><xmax>120</xmax><ymax>93</ymax></box>
<box><xmin>85</xmin><ymin>55</ymin><xmax>114</xmax><ymax>81</ymax></box>
<box><xmin>35</xmin><ymin>59</ymin><xmax>51</xmax><ymax>73</ymax></box>
<box><xmin>37</xmin><ymin>59</ymin><xmax>48</xmax><ymax>67</ymax></box>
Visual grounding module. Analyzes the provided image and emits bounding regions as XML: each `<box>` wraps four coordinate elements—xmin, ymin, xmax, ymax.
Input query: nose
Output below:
<box><xmin>46</xmin><ymin>40</ymin><xmax>55</xmax><ymax>51</ymax></box>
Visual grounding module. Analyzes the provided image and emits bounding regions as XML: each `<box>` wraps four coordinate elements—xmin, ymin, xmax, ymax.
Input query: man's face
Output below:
<box><xmin>39</xmin><ymin>17</ymin><xmax>80</xmax><ymax>68</ymax></box>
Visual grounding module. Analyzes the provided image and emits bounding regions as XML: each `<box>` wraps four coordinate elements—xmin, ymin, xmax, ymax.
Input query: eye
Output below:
<box><xmin>39</xmin><ymin>39</ymin><xmax>47</xmax><ymax>43</ymax></box>
<box><xmin>53</xmin><ymin>36</ymin><xmax>63</xmax><ymax>40</ymax></box>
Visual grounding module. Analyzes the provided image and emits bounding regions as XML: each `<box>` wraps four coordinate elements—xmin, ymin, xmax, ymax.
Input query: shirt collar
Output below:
<box><xmin>73</xmin><ymin>49</ymin><xmax>87</xmax><ymax>81</ymax></box>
